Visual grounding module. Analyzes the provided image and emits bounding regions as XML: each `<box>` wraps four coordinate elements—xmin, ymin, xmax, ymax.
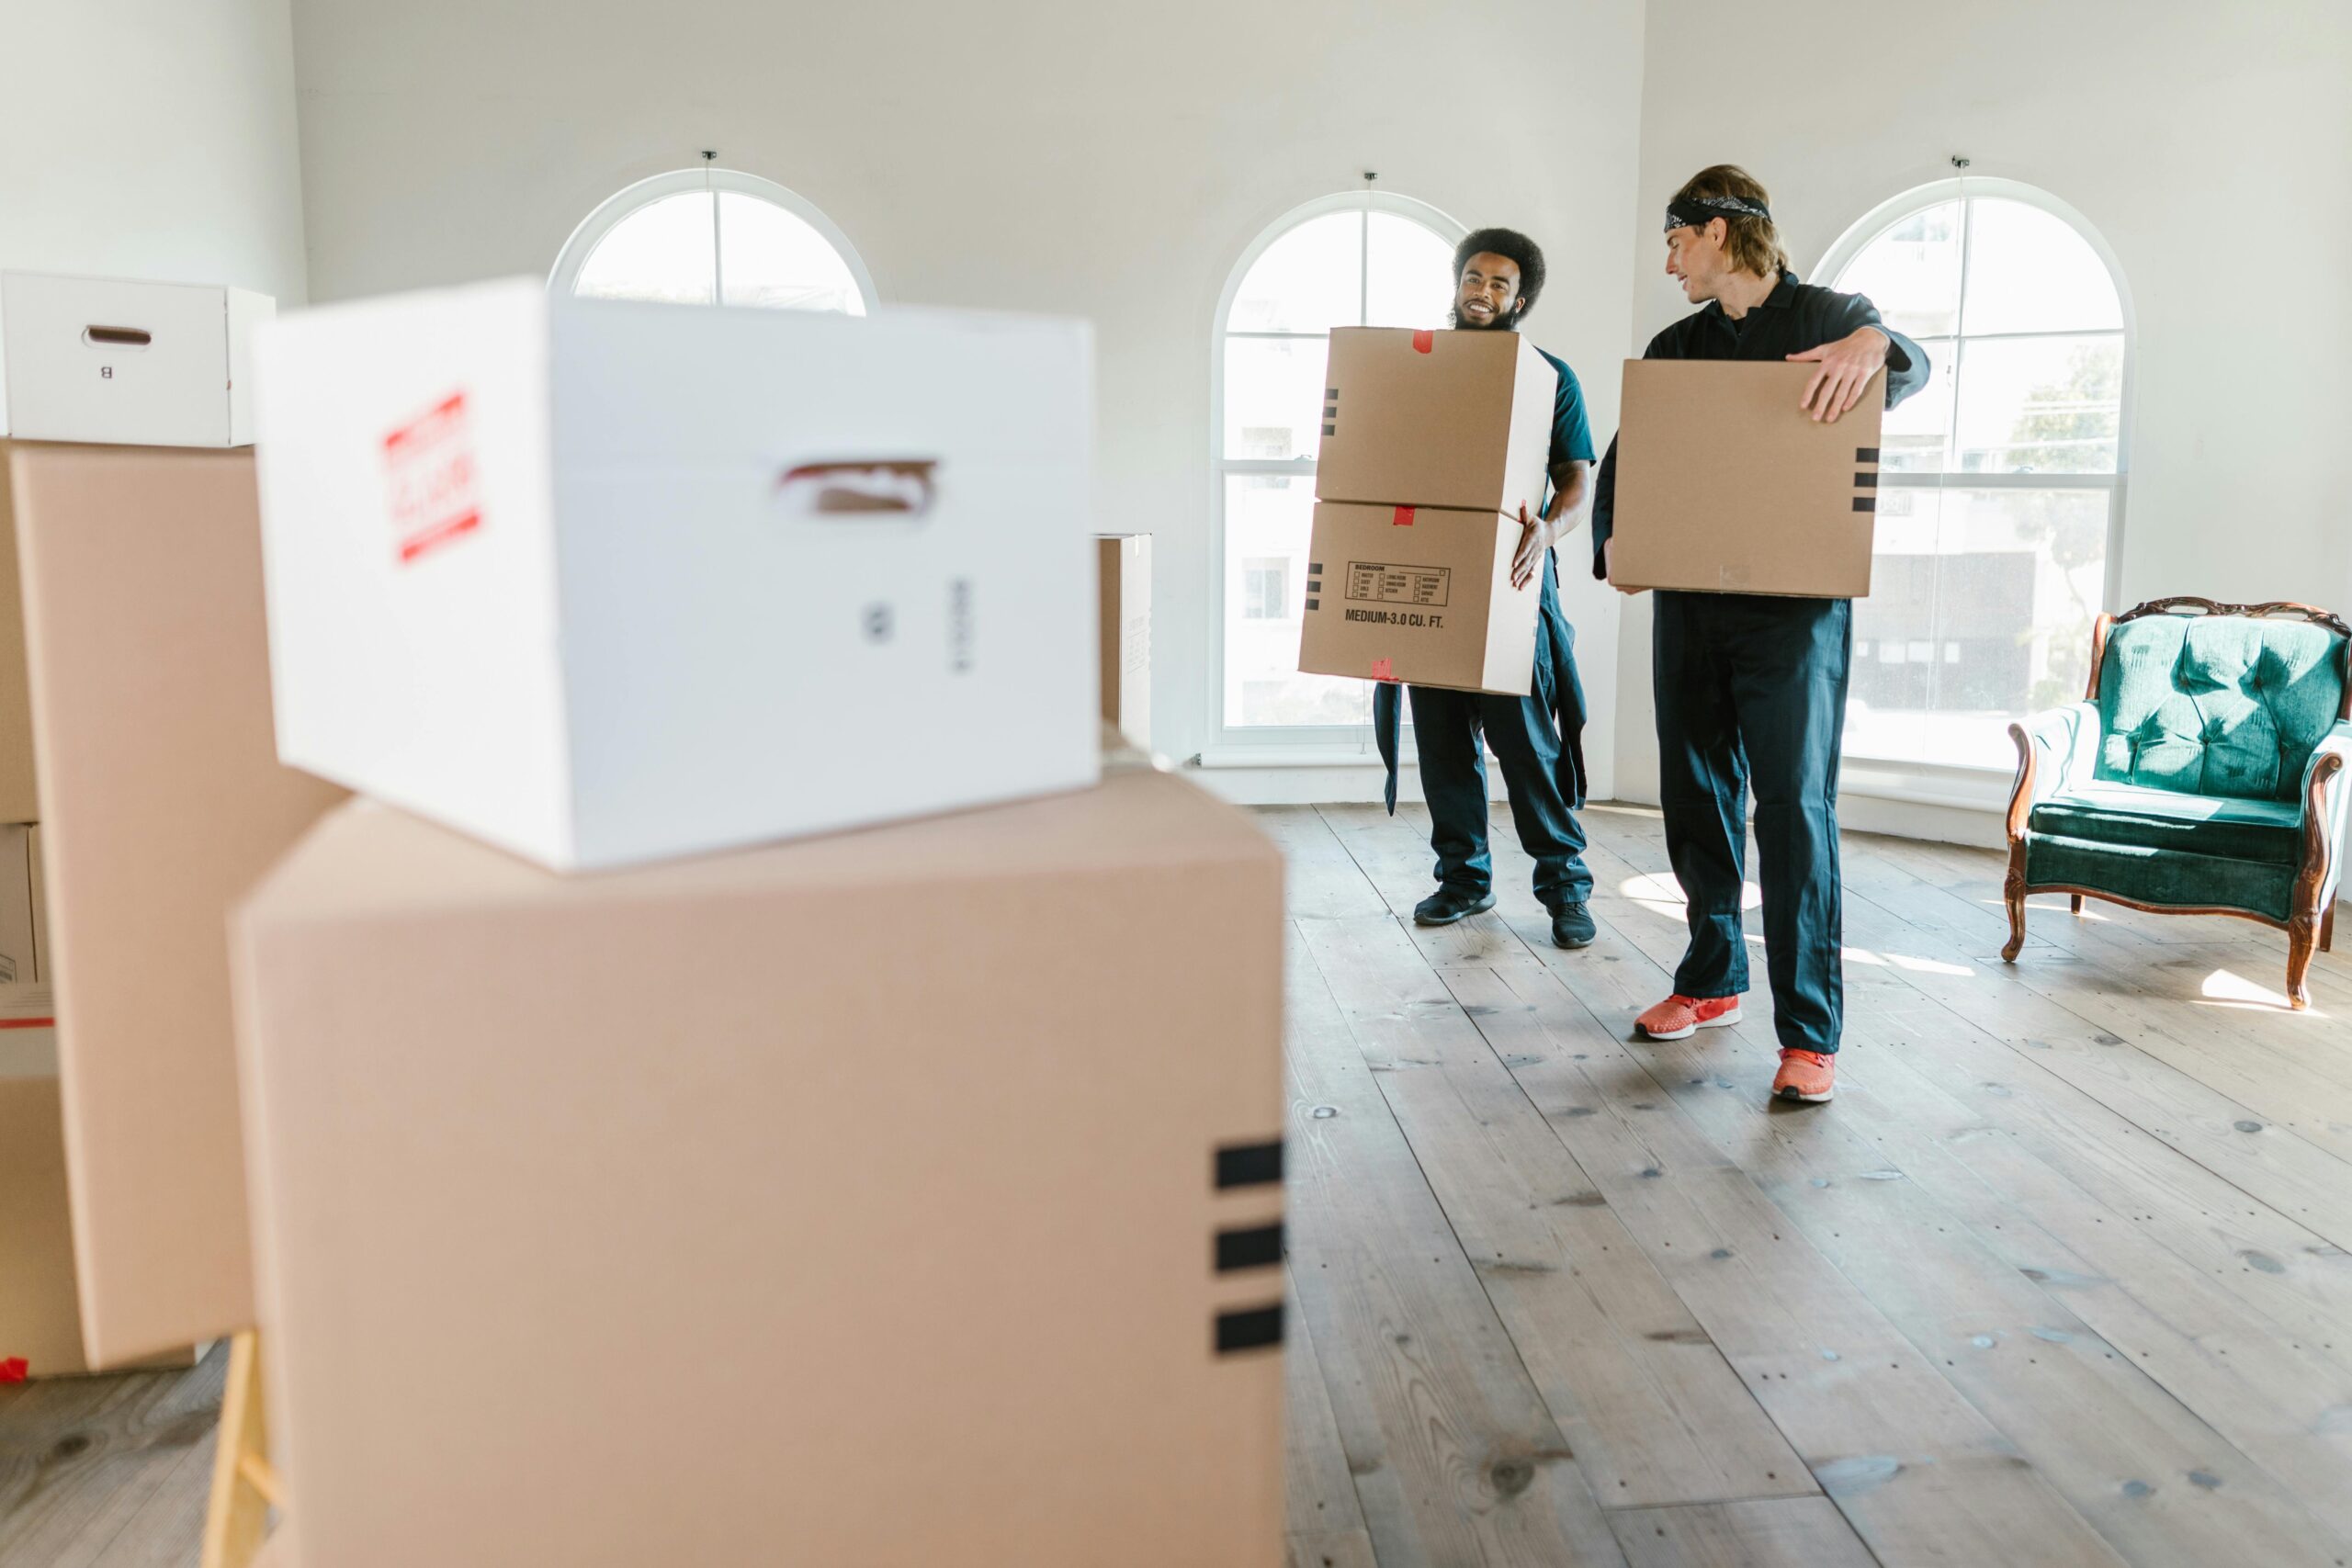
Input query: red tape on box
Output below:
<box><xmin>1411</xmin><ymin>330</ymin><xmax>1434</xmax><ymax>354</ymax></box>
<box><xmin>1371</xmin><ymin>658</ymin><xmax>1394</xmax><ymax>681</ymax></box>
<box><xmin>1392</xmin><ymin>506</ymin><xmax>1415</xmax><ymax>526</ymax></box>
<box><xmin>0</xmin><ymin>1359</ymin><xmax>28</xmax><ymax>1384</ymax></box>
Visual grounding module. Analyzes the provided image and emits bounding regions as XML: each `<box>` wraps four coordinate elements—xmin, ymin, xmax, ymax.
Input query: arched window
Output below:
<box><xmin>1214</xmin><ymin>191</ymin><xmax>1464</xmax><ymax>740</ymax></box>
<box><xmin>1819</xmin><ymin>179</ymin><xmax>2130</xmax><ymax>770</ymax></box>
<box><xmin>550</xmin><ymin>168</ymin><xmax>876</xmax><ymax>314</ymax></box>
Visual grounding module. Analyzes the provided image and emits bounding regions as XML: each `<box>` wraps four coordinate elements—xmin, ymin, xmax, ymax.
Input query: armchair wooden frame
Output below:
<box><xmin>2002</xmin><ymin>597</ymin><xmax>2352</xmax><ymax>1009</ymax></box>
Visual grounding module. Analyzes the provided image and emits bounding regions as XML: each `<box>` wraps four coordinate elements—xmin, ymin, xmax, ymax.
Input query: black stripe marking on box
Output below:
<box><xmin>1855</xmin><ymin>446</ymin><xmax>1880</xmax><ymax>463</ymax></box>
<box><xmin>1305</xmin><ymin>598</ymin><xmax>1319</xmax><ymax>611</ymax></box>
<box><xmin>1852</xmin><ymin>497</ymin><xmax>1877</xmax><ymax>513</ymax></box>
<box><xmin>1854</xmin><ymin>472</ymin><xmax>1877</xmax><ymax>488</ymax></box>
<box><xmin>1215</xmin><ymin>1140</ymin><xmax>1283</xmax><ymax>1190</ymax></box>
<box><xmin>1216</xmin><ymin>1303</ymin><xmax>1284</xmax><ymax>1355</ymax></box>
<box><xmin>1321</xmin><ymin>423</ymin><xmax>1335</xmax><ymax>436</ymax></box>
<box><xmin>1308</xmin><ymin>562</ymin><xmax>1322</xmax><ymax>574</ymax></box>
<box><xmin>1216</xmin><ymin>1222</ymin><xmax>1284</xmax><ymax>1273</ymax></box>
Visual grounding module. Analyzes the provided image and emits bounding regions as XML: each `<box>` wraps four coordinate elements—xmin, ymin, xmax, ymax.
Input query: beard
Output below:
<box><xmin>1451</xmin><ymin>299</ymin><xmax>1516</xmax><ymax>331</ymax></box>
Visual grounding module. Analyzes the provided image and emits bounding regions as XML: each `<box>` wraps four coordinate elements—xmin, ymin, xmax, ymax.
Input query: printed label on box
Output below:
<box><xmin>1345</xmin><ymin>562</ymin><xmax>1451</xmax><ymax>607</ymax></box>
<box><xmin>382</xmin><ymin>391</ymin><xmax>481</xmax><ymax>566</ymax></box>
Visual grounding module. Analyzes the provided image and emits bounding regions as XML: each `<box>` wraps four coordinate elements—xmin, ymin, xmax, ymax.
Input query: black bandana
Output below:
<box><xmin>1666</xmin><ymin>194</ymin><xmax>1770</xmax><ymax>231</ymax></box>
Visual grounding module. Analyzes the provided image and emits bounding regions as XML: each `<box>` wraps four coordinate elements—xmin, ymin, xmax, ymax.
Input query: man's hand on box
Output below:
<box><xmin>1788</xmin><ymin>326</ymin><xmax>1888</xmax><ymax>423</ymax></box>
<box><xmin>1511</xmin><ymin>504</ymin><xmax>1546</xmax><ymax>590</ymax></box>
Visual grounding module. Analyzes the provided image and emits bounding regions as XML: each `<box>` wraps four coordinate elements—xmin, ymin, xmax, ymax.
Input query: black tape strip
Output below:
<box><xmin>1855</xmin><ymin>446</ymin><xmax>1880</xmax><ymax>463</ymax></box>
<box><xmin>1326</xmin><ymin>388</ymin><xmax>1338</xmax><ymax>399</ymax></box>
<box><xmin>1854</xmin><ymin>472</ymin><xmax>1877</xmax><ymax>488</ymax></box>
<box><xmin>1306</xmin><ymin>579</ymin><xmax>1321</xmax><ymax>592</ymax></box>
<box><xmin>1321</xmin><ymin>423</ymin><xmax>1335</xmax><ymax>436</ymax></box>
<box><xmin>1215</xmin><ymin>1140</ymin><xmax>1283</xmax><ymax>1190</ymax></box>
<box><xmin>1215</xmin><ymin>1303</ymin><xmax>1284</xmax><ymax>1354</ymax></box>
<box><xmin>1309</xmin><ymin>562</ymin><xmax>1322</xmax><ymax>574</ymax></box>
<box><xmin>1852</xmin><ymin>497</ymin><xmax>1877</xmax><ymax>513</ymax></box>
<box><xmin>1305</xmin><ymin>598</ymin><xmax>1319</xmax><ymax>611</ymax></box>
<box><xmin>1216</xmin><ymin>1222</ymin><xmax>1284</xmax><ymax>1273</ymax></box>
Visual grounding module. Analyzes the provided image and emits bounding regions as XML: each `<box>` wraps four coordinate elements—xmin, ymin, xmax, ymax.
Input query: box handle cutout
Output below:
<box><xmin>84</xmin><ymin>326</ymin><xmax>153</xmax><ymax>349</ymax></box>
<box><xmin>776</xmin><ymin>459</ymin><xmax>938</xmax><ymax>519</ymax></box>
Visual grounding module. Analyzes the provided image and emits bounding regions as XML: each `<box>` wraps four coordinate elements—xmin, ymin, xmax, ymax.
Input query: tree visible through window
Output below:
<box><xmin>1828</xmin><ymin>189</ymin><xmax>2127</xmax><ymax>769</ymax></box>
<box><xmin>1216</xmin><ymin>196</ymin><xmax>1463</xmax><ymax>734</ymax></box>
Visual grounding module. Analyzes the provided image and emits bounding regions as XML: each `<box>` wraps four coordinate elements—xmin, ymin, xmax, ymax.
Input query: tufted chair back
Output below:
<box><xmin>2093</xmin><ymin>609</ymin><xmax>2348</xmax><ymax>802</ymax></box>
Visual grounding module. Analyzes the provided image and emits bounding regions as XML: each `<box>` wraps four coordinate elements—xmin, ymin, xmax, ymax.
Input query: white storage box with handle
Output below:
<box><xmin>0</xmin><ymin>272</ymin><xmax>272</xmax><ymax>446</ymax></box>
<box><xmin>252</xmin><ymin>279</ymin><xmax>1099</xmax><ymax>871</ymax></box>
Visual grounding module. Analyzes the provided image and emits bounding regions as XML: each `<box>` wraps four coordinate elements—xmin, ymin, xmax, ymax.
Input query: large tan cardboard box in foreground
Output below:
<box><xmin>1313</xmin><ymin>326</ymin><xmax>1557</xmax><ymax>515</ymax></box>
<box><xmin>1096</xmin><ymin>533</ymin><xmax>1150</xmax><ymax>745</ymax></box>
<box><xmin>10</xmin><ymin>444</ymin><xmax>348</xmax><ymax>1367</ymax></box>
<box><xmin>232</xmin><ymin>768</ymin><xmax>1287</xmax><ymax>1568</ymax></box>
<box><xmin>1297</xmin><ymin>502</ymin><xmax>1538</xmax><ymax>694</ymax></box>
<box><xmin>1608</xmin><ymin>360</ymin><xmax>1883</xmax><ymax>597</ymax></box>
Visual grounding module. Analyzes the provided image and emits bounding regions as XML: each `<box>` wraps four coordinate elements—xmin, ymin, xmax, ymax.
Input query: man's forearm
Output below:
<box><xmin>1543</xmin><ymin>464</ymin><xmax>1591</xmax><ymax>540</ymax></box>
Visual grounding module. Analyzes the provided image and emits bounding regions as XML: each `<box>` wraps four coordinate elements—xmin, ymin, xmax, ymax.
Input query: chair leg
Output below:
<box><xmin>2289</xmin><ymin>917</ymin><xmax>2318</xmax><ymax>1010</ymax></box>
<box><xmin>2069</xmin><ymin>894</ymin><xmax>2083</xmax><ymax>914</ymax></box>
<box><xmin>2002</xmin><ymin>867</ymin><xmax>2028</xmax><ymax>963</ymax></box>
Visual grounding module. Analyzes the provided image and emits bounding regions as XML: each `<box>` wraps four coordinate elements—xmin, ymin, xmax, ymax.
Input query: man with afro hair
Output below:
<box><xmin>1373</xmin><ymin>226</ymin><xmax>1600</xmax><ymax>952</ymax></box>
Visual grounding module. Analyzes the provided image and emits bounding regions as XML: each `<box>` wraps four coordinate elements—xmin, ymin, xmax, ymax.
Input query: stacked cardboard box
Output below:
<box><xmin>232</xmin><ymin>282</ymin><xmax>1286</xmax><ymax>1563</ymax></box>
<box><xmin>1296</xmin><ymin>327</ymin><xmax>1558</xmax><ymax>694</ymax></box>
<box><xmin>0</xmin><ymin>276</ymin><xmax>311</xmax><ymax>1381</ymax></box>
<box><xmin>1097</xmin><ymin>532</ymin><xmax>1151</xmax><ymax>746</ymax></box>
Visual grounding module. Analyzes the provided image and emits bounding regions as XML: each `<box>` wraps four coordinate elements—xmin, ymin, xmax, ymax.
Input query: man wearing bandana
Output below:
<box><xmin>1371</xmin><ymin>227</ymin><xmax>1600</xmax><ymax>953</ymax></box>
<box><xmin>1589</xmin><ymin>165</ymin><xmax>1928</xmax><ymax>1104</ymax></box>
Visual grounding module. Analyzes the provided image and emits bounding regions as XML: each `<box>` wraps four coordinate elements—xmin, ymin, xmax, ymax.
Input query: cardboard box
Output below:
<box><xmin>27</xmin><ymin>824</ymin><xmax>45</xmax><ymax>982</ymax></box>
<box><xmin>0</xmin><ymin>273</ymin><xmax>271</xmax><ymax>447</ymax></box>
<box><xmin>254</xmin><ymin>279</ymin><xmax>1100</xmax><ymax>872</ymax></box>
<box><xmin>232</xmin><ymin>770</ymin><xmax>1287</xmax><ymax>1568</ymax></box>
<box><xmin>1296</xmin><ymin>502</ymin><xmax>1538</xmax><ymax>695</ymax></box>
<box><xmin>10</xmin><ymin>443</ymin><xmax>348</xmax><ymax>1367</ymax></box>
<box><xmin>0</xmin><ymin>824</ymin><xmax>36</xmax><ymax>987</ymax></box>
<box><xmin>0</xmin><ymin>1025</ymin><xmax>83</xmax><ymax>1380</ymax></box>
<box><xmin>1313</xmin><ymin>326</ymin><xmax>1556</xmax><ymax>515</ymax></box>
<box><xmin>1608</xmin><ymin>360</ymin><xmax>1883</xmax><ymax>597</ymax></box>
<box><xmin>1097</xmin><ymin>533</ymin><xmax>1150</xmax><ymax>746</ymax></box>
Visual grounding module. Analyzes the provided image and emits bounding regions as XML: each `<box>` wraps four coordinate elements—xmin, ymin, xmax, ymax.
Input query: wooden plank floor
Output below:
<box><xmin>1275</xmin><ymin>800</ymin><xmax>2352</xmax><ymax>1568</ymax></box>
<box><xmin>15</xmin><ymin>800</ymin><xmax>2352</xmax><ymax>1567</ymax></box>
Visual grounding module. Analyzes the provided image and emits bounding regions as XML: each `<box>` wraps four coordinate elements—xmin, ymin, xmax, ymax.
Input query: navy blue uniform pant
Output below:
<box><xmin>1652</xmin><ymin>592</ymin><xmax>1851</xmax><ymax>1055</ymax></box>
<box><xmin>1408</xmin><ymin>681</ymin><xmax>1592</xmax><ymax>912</ymax></box>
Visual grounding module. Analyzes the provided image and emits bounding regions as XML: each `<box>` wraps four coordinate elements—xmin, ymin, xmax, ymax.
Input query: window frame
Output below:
<box><xmin>548</xmin><ymin>166</ymin><xmax>879</xmax><ymax>314</ymax></box>
<box><xmin>1814</xmin><ymin>175</ymin><xmax>2136</xmax><ymax>781</ymax></box>
<box><xmin>1204</xmin><ymin>188</ymin><xmax>1467</xmax><ymax>760</ymax></box>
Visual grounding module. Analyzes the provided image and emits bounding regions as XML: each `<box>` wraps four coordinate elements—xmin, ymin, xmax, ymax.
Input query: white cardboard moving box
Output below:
<box><xmin>254</xmin><ymin>280</ymin><xmax>1099</xmax><ymax>872</ymax></box>
<box><xmin>0</xmin><ymin>273</ymin><xmax>271</xmax><ymax>447</ymax></box>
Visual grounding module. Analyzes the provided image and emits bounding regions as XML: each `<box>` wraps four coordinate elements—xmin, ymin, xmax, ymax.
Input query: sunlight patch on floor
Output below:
<box><xmin>2195</xmin><ymin>967</ymin><xmax>2304</xmax><ymax>1011</ymax></box>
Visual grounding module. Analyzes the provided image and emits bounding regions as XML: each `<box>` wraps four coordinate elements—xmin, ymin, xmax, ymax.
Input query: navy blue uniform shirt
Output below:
<box><xmin>1588</xmin><ymin>273</ymin><xmax>1929</xmax><ymax>579</ymax></box>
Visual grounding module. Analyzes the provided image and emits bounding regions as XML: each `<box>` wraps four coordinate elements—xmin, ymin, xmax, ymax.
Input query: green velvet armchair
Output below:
<box><xmin>2003</xmin><ymin>597</ymin><xmax>2352</xmax><ymax>1008</ymax></box>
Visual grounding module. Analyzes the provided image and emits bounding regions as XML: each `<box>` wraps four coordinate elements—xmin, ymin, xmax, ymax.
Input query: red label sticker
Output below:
<box><xmin>1392</xmin><ymin>506</ymin><xmax>1415</xmax><ymax>526</ymax></box>
<box><xmin>1410</xmin><ymin>330</ymin><xmax>1434</xmax><ymax>355</ymax></box>
<box><xmin>0</xmin><ymin>1358</ymin><xmax>27</xmax><ymax>1383</ymax></box>
<box><xmin>1371</xmin><ymin>658</ymin><xmax>1394</xmax><ymax>681</ymax></box>
<box><xmin>382</xmin><ymin>391</ymin><xmax>482</xmax><ymax>566</ymax></box>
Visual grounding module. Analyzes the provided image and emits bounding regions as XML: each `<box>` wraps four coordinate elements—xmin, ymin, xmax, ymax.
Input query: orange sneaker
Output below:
<box><xmin>1634</xmin><ymin>993</ymin><xmax>1744</xmax><ymax>1040</ymax></box>
<box><xmin>1772</xmin><ymin>1049</ymin><xmax>1836</xmax><ymax>1103</ymax></box>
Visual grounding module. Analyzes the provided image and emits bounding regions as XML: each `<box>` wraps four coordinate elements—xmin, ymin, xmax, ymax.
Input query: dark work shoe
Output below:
<box><xmin>1550</xmin><ymin>903</ymin><xmax>1597</xmax><ymax>949</ymax></box>
<box><xmin>1413</xmin><ymin>888</ymin><xmax>1495</xmax><ymax>926</ymax></box>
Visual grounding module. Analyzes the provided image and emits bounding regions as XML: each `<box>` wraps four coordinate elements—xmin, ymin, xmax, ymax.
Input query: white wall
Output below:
<box><xmin>288</xmin><ymin>0</ymin><xmax>1647</xmax><ymax>793</ymax></box>
<box><xmin>1615</xmin><ymin>0</ymin><xmax>2352</xmax><ymax>813</ymax></box>
<box><xmin>0</xmin><ymin>0</ymin><xmax>308</xmax><ymax>303</ymax></box>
